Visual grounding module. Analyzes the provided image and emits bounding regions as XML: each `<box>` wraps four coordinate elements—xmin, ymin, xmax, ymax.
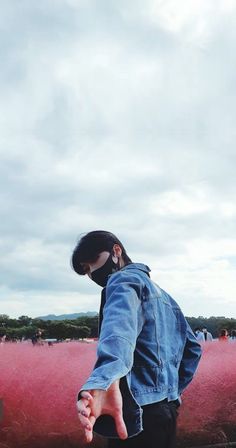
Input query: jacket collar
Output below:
<box><xmin>121</xmin><ymin>262</ymin><xmax>151</xmax><ymax>275</ymax></box>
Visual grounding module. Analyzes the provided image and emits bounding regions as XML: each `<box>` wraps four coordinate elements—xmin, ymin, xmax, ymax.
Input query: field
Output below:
<box><xmin>0</xmin><ymin>340</ymin><xmax>236</xmax><ymax>448</ymax></box>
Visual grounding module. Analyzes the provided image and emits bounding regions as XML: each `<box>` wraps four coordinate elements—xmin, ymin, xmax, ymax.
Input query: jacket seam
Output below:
<box><xmin>99</xmin><ymin>334</ymin><xmax>135</xmax><ymax>350</ymax></box>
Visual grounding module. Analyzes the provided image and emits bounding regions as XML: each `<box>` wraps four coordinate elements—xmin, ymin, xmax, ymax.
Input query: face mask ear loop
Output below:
<box><xmin>117</xmin><ymin>253</ymin><xmax>121</xmax><ymax>270</ymax></box>
<box><xmin>111</xmin><ymin>248</ymin><xmax>120</xmax><ymax>271</ymax></box>
<box><xmin>112</xmin><ymin>248</ymin><xmax>120</xmax><ymax>271</ymax></box>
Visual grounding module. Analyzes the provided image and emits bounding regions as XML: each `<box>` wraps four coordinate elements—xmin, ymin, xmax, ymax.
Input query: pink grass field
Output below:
<box><xmin>0</xmin><ymin>340</ymin><xmax>236</xmax><ymax>448</ymax></box>
<box><xmin>177</xmin><ymin>341</ymin><xmax>236</xmax><ymax>446</ymax></box>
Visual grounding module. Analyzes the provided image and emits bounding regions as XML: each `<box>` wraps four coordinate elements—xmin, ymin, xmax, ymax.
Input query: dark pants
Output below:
<box><xmin>108</xmin><ymin>400</ymin><xmax>178</xmax><ymax>448</ymax></box>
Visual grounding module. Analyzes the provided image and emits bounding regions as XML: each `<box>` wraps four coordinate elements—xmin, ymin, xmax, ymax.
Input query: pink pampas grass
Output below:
<box><xmin>178</xmin><ymin>340</ymin><xmax>236</xmax><ymax>446</ymax></box>
<box><xmin>1</xmin><ymin>340</ymin><xmax>236</xmax><ymax>447</ymax></box>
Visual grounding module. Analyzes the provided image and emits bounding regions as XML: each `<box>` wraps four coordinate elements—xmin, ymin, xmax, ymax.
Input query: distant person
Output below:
<box><xmin>219</xmin><ymin>329</ymin><xmax>228</xmax><ymax>342</ymax></box>
<box><xmin>71</xmin><ymin>230</ymin><xmax>202</xmax><ymax>448</ymax></box>
<box><xmin>0</xmin><ymin>334</ymin><xmax>6</xmax><ymax>344</ymax></box>
<box><xmin>31</xmin><ymin>329</ymin><xmax>43</xmax><ymax>346</ymax></box>
<box><xmin>31</xmin><ymin>334</ymin><xmax>37</xmax><ymax>346</ymax></box>
<box><xmin>194</xmin><ymin>328</ymin><xmax>205</xmax><ymax>342</ymax></box>
<box><xmin>229</xmin><ymin>330</ymin><xmax>236</xmax><ymax>342</ymax></box>
<box><xmin>36</xmin><ymin>329</ymin><xmax>43</xmax><ymax>344</ymax></box>
<box><xmin>202</xmin><ymin>328</ymin><xmax>213</xmax><ymax>342</ymax></box>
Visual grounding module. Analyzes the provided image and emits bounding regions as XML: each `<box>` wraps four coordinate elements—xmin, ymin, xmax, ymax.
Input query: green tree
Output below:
<box><xmin>18</xmin><ymin>315</ymin><xmax>32</xmax><ymax>326</ymax></box>
<box><xmin>0</xmin><ymin>314</ymin><xmax>9</xmax><ymax>326</ymax></box>
<box><xmin>76</xmin><ymin>326</ymin><xmax>91</xmax><ymax>340</ymax></box>
<box><xmin>47</xmin><ymin>321</ymin><xmax>69</xmax><ymax>339</ymax></box>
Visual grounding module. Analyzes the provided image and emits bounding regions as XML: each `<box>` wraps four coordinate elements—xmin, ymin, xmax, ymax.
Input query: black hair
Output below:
<box><xmin>219</xmin><ymin>328</ymin><xmax>228</xmax><ymax>337</ymax></box>
<box><xmin>231</xmin><ymin>330</ymin><xmax>236</xmax><ymax>338</ymax></box>
<box><xmin>71</xmin><ymin>230</ymin><xmax>132</xmax><ymax>275</ymax></box>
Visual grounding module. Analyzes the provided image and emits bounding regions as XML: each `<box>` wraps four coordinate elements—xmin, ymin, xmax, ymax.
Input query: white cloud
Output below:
<box><xmin>150</xmin><ymin>187</ymin><xmax>211</xmax><ymax>216</ymax></box>
<box><xmin>0</xmin><ymin>0</ymin><xmax>235</xmax><ymax>318</ymax></box>
<box><xmin>143</xmin><ymin>0</ymin><xmax>236</xmax><ymax>46</ymax></box>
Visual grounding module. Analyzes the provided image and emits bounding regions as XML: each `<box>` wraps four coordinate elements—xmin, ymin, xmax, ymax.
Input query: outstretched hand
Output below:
<box><xmin>77</xmin><ymin>379</ymin><xmax>128</xmax><ymax>443</ymax></box>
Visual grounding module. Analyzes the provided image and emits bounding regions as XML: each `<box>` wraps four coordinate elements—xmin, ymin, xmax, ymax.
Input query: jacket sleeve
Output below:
<box><xmin>79</xmin><ymin>272</ymin><xmax>144</xmax><ymax>392</ymax></box>
<box><xmin>178</xmin><ymin>322</ymin><xmax>202</xmax><ymax>395</ymax></box>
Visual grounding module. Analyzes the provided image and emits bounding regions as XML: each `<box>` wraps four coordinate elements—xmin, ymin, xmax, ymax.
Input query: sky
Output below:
<box><xmin>0</xmin><ymin>0</ymin><xmax>236</xmax><ymax>319</ymax></box>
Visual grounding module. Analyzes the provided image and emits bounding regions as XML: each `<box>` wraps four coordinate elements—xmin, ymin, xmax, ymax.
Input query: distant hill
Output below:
<box><xmin>36</xmin><ymin>312</ymin><xmax>98</xmax><ymax>321</ymax></box>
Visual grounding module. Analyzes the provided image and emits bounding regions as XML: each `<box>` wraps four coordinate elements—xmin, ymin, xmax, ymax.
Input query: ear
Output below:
<box><xmin>112</xmin><ymin>244</ymin><xmax>122</xmax><ymax>258</ymax></box>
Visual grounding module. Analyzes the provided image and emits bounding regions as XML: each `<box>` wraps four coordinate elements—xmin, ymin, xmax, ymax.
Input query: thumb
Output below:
<box><xmin>114</xmin><ymin>411</ymin><xmax>128</xmax><ymax>440</ymax></box>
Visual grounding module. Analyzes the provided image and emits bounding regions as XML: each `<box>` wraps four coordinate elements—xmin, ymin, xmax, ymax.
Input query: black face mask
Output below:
<box><xmin>91</xmin><ymin>253</ymin><xmax>120</xmax><ymax>287</ymax></box>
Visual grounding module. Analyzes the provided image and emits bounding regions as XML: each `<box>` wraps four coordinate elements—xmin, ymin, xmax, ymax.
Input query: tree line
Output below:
<box><xmin>0</xmin><ymin>314</ymin><xmax>235</xmax><ymax>340</ymax></box>
<box><xmin>0</xmin><ymin>314</ymin><xmax>98</xmax><ymax>341</ymax></box>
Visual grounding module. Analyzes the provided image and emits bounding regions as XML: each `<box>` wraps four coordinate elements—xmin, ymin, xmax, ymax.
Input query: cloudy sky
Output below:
<box><xmin>0</xmin><ymin>0</ymin><xmax>236</xmax><ymax>319</ymax></box>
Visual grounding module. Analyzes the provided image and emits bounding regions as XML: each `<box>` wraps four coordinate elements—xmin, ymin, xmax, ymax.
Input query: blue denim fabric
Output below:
<box><xmin>80</xmin><ymin>263</ymin><xmax>201</xmax><ymax>438</ymax></box>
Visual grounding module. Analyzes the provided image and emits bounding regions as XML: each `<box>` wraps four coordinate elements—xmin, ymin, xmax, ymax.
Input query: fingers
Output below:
<box><xmin>77</xmin><ymin>408</ymin><xmax>94</xmax><ymax>443</ymax></box>
<box><xmin>78</xmin><ymin>408</ymin><xmax>91</xmax><ymax>418</ymax></box>
<box><xmin>77</xmin><ymin>408</ymin><xmax>92</xmax><ymax>427</ymax></box>
<box><xmin>80</xmin><ymin>422</ymin><xmax>93</xmax><ymax>444</ymax></box>
<box><xmin>77</xmin><ymin>397</ymin><xmax>96</xmax><ymax>443</ymax></box>
<box><xmin>77</xmin><ymin>399</ymin><xmax>91</xmax><ymax>418</ymax></box>
<box><xmin>80</xmin><ymin>390</ymin><xmax>93</xmax><ymax>401</ymax></box>
<box><xmin>84</xmin><ymin>429</ymin><xmax>93</xmax><ymax>444</ymax></box>
<box><xmin>89</xmin><ymin>414</ymin><xmax>96</xmax><ymax>427</ymax></box>
<box><xmin>77</xmin><ymin>390</ymin><xmax>96</xmax><ymax>444</ymax></box>
<box><xmin>77</xmin><ymin>400</ymin><xmax>92</xmax><ymax>429</ymax></box>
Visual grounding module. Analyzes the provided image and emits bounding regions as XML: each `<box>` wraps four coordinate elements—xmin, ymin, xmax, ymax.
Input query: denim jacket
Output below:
<box><xmin>80</xmin><ymin>263</ymin><xmax>201</xmax><ymax>438</ymax></box>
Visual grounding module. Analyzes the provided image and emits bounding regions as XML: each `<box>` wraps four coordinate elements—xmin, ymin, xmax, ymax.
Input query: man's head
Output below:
<box><xmin>71</xmin><ymin>230</ymin><xmax>132</xmax><ymax>287</ymax></box>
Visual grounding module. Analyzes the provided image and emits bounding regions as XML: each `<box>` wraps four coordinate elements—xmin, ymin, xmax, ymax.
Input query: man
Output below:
<box><xmin>71</xmin><ymin>230</ymin><xmax>201</xmax><ymax>448</ymax></box>
<box><xmin>194</xmin><ymin>328</ymin><xmax>205</xmax><ymax>342</ymax></box>
<box><xmin>202</xmin><ymin>328</ymin><xmax>213</xmax><ymax>342</ymax></box>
